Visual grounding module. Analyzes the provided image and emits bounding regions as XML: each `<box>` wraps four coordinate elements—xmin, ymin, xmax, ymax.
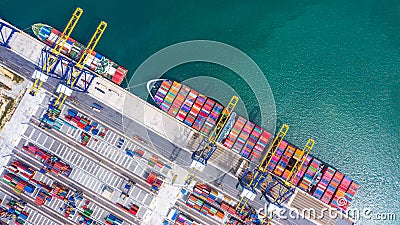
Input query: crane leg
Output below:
<box><xmin>34</xmin><ymin>81</ymin><xmax>43</xmax><ymax>95</ymax></box>
<box><xmin>57</xmin><ymin>95</ymin><xmax>68</xmax><ymax>109</ymax></box>
<box><xmin>30</xmin><ymin>79</ymin><xmax>40</xmax><ymax>93</ymax></box>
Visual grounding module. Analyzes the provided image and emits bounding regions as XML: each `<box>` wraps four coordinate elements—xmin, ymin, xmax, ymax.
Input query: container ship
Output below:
<box><xmin>148</xmin><ymin>79</ymin><xmax>359</xmax><ymax>213</ymax></box>
<box><xmin>32</xmin><ymin>23</ymin><xmax>128</xmax><ymax>85</ymax></box>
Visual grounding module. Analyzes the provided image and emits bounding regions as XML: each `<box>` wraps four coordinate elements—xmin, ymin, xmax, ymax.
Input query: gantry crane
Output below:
<box><xmin>235</xmin><ymin>124</ymin><xmax>289</xmax><ymax>213</ymax></box>
<box><xmin>52</xmin><ymin>21</ymin><xmax>107</xmax><ymax>109</ymax></box>
<box><xmin>29</xmin><ymin>7</ymin><xmax>83</xmax><ymax>96</ymax></box>
<box><xmin>184</xmin><ymin>96</ymin><xmax>239</xmax><ymax>185</ymax></box>
<box><xmin>261</xmin><ymin>138</ymin><xmax>314</xmax><ymax>225</ymax></box>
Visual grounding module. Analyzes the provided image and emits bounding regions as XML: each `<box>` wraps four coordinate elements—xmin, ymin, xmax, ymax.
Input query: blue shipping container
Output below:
<box><xmin>84</xmin><ymin>125</ymin><xmax>92</xmax><ymax>132</ymax></box>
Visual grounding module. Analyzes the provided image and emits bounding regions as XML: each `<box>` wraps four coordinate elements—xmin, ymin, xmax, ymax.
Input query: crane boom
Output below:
<box><xmin>185</xmin><ymin>96</ymin><xmax>239</xmax><ymax>185</ymax></box>
<box><xmin>235</xmin><ymin>124</ymin><xmax>289</xmax><ymax>213</ymax></box>
<box><xmin>29</xmin><ymin>7</ymin><xmax>83</xmax><ymax>96</ymax></box>
<box><xmin>208</xmin><ymin>96</ymin><xmax>239</xmax><ymax>144</ymax></box>
<box><xmin>53</xmin><ymin>21</ymin><xmax>107</xmax><ymax>109</ymax></box>
<box><xmin>51</xmin><ymin>8</ymin><xmax>83</xmax><ymax>59</ymax></box>
<box><xmin>262</xmin><ymin>138</ymin><xmax>315</xmax><ymax>225</ymax></box>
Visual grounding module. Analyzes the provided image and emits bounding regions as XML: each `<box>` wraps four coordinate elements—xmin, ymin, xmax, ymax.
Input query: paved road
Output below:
<box><xmin>29</xmin><ymin>115</ymin><xmax>153</xmax><ymax>195</ymax></box>
<box><xmin>0</xmin><ymin>46</ymin><xmax>321</xmax><ymax>225</ymax></box>
<box><xmin>13</xmin><ymin>148</ymin><xmax>141</xmax><ymax>225</ymax></box>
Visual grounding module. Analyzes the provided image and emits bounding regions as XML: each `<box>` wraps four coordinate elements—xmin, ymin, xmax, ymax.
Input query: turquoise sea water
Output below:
<box><xmin>1</xmin><ymin>1</ymin><xmax>399</xmax><ymax>224</ymax></box>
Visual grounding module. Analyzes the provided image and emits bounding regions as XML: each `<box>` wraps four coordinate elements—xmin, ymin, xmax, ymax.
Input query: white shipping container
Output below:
<box><xmin>107</xmin><ymin>66</ymin><xmax>116</xmax><ymax>76</ymax></box>
<box><xmin>48</xmin><ymin>33</ymin><xmax>58</xmax><ymax>43</ymax></box>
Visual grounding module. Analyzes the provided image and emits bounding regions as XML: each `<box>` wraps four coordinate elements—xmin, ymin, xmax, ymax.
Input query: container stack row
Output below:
<box><xmin>266</xmin><ymin>141</ymin><xmax>287</xmax><ymax>174</ymax></box>
<box><xmin>330</xmin><ymin>176</ymin><xmax>352</xmax><ymax>211</ymax></box>
<box><xmin>292</xmin><ymin>155</ymin><xmax>313</xmax><ymax>186</ymax></box>
<box><xmin>174</xmin><ymin>213</ymin><xmax>201</xmax><ymax>225</ymax></box>
<box><xmin>2</xmin><ymin>173</ymin><xmax>35</xmax><ymax>195</ymax></box>
<box><xmin>192</xmin><ymin>98</ymin><xmax>213</xmax><ymax>131</ymax></box>
<box><xmin>200</xmin><ymin>102</ymin><xmax>223</xmax><ymax>135</ymax></box>
<box><xmin>223</xmin><ymin>116</ymin><xmax>246</xmax><ymax>150</ymax></box>
<box><xmin>65</xmin><ymin>108</ymin><xmax>108</xmax><ymax>139</ymax></box>
<box><xmin>275</xmin><ymin>143</ymin><xmax>294</xmax><ymax>177</ymax></box>
<box><xmin>177</xmin><ymin>90</ymin><xmax>198</xmax><ymax>122</ymax></box>
<box><xmin>3</xmin><ymin>199</ymin><xmax>30</xmax><ymax>225</ymax></box>
<box><xmin>38</xmin><ymin>25</ymin><xmax>128</xmax><ymax>85</ymax></box>
<box><xmin>168</xmin><ymin>84</ymin><xmax>190</xmax><ymax>117</ymax></box>
<box><xmin>342</xmin><ymin>181</ymin><xmax>359</xmax><ymax>210</ymax></box>
<box><xmin>154</xmin><ymin>80</ymin><xmax>224</xmax><ymax>136</ymax></box>
<box><xmin>233</xmin><ymin>120</ymin><xmax>254</xmax><ymax>157</ymax></box>
<box><xmin>220</xmin><ymin>202</ymin><xmax>238</xmax><ymax>217</ymax></box>
<box><xmin>298</xmin><ymin>158</ymin><xmax>322</xmax><ymax>192</ymax></box>
<box><xmin>8</xmin><ymin>161</ymin><xmax>35</xmax><ymax>181</ymax></box>
<box><xmin>249</xmin><ymin>128</ymin><xmax>270</xmax><ymax>161</ymax></box>
<box><xmin>154</xmin><ymin>80</ymin><xmax>172</xmax><ymax>105</ymax></box>
<box><xmin>281</xmin><ymin>147</ymin><xmax>303</xmax><ymax>180</ymax></box>
<box><xmin>184</xmin><ymin>94</ymin><xmax>206</xmax><ymax>127</ymax></box>
<box><xmin>312</xmin><ymin>167</ymin><xmax>335</xmax><ymax>200</ymax></box>
<box><xmin>323</xmin><ymin>171</ymin><xmax>344</xmax><ymax>206</ymax></box>
<box><xmin>51</xmin><ymin>183</ymin><xmax>69</xmax><ymax>200</ymax></box>
<box><xmin>161</xmin><ymin>81</ymin><xmax>181</xmax><ymax>112</ymax></box>
<box><xmin>186</xmin><ymin>183</ymin><xmax>224</xmax><ymax>220</ymax></box>
<box><xmin>34</xmin><ymin>190</ymin><xmax>52</xmax><ymax>206</ymax></box>
<box><xmin>222</xmin><ymin>116</ymin><xmax>276</xmax><ymax>163</ymax></box>
<box><xmin>105</xmin><ymin>214</ymin><xmax>123</xmax><ymax>225</ymax></box>
<box><xmin>41</xmin><ymin>157</ymin><xmax>72</xmax><ymax>178</ymax></box>
<box><xmin>240</xmin><ymin>124</ymin><xmax>261</xmax><ymax>159</ymax></box>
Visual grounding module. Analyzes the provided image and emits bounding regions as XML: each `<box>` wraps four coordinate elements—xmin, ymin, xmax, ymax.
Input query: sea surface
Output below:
<box><xmin>1</xmin><ymin>0</ymin><xmax>399</xmax><ymax>224</ymax></box>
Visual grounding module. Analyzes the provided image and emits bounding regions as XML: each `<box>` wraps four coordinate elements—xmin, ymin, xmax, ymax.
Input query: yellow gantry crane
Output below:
<box><xmin>29</xmin><ymin>7</ymin><xmax>83</xmax><ymax>96</ymax></box>
<box><xmin>235</xmin><ymin>124</ymin><xmax>289</xmax><ymax>213</ymax></box>
<box><xmin>261</xmin><ymin>138</ymin><xmax>315</xmax><ymax>225</ymax></box>
<box><xmin>52</xmin><ymin>21</ymin><xmax>107</xmax><ymax>109</ymax></box>
<box><xmin>184</xmin><ymin>96</ymin><xmax>239</xmax><ymax>185</ymax></box>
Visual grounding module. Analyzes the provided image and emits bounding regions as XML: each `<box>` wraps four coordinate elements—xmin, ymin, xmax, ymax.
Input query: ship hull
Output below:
<box><xmin>147</xmin><ymin>78</ymin><xmax>359</xmax><ymax>211</ymax></box>
<box><xmin>32</xmin><ymin>23</ymin><xmax>127</xmax><ymax>85</ymax></box>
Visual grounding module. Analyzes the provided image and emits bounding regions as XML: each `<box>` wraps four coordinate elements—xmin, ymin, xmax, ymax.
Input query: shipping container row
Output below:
<box><xmin>152</xmin><ymin>80</ymin><xmax>360</xmax><ymax>212</ymax></box>
<box><xmin>174</xmin><ymin>212</ymin><xmax>201</xmax><ymax>225</ymax></box>
<box><xmin>37</xmin><ymin>25</ymin><xmax>128</xmax><ymax>85</ymax></box>
<box><xmin>153</xmin><ymin>80</ymin><xmax>224</xmax><ymax>136</ymax></box>
<box><xmin>186</xmin><ymin>183</ymin><xmax>225</xmax><ymax>220</ymax></box>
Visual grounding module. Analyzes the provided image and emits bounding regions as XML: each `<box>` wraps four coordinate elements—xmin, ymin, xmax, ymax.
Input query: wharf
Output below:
<box><xmin>0</xmin><ymin>18</ymin><xmax>355</xmax><ymax>225</ymax></box>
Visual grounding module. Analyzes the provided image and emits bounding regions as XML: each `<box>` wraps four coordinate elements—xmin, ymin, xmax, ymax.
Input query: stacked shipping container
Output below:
<box><xmin>234</xmin><ymin>121</ymin><xmax>254</xmax><ymax>157</ymax></box>
<box><xmin>152</xmin><ymin>80</ymin><xmax>224</xmax><ymax>136</ymax></box>
<box><xmin>331</xmin><ymin>176</ymin><xmax>352</xmax><ymax>211</ymax></box>
<box><xmin>150</xmin><ymin>80</ymin><xmax>360</xmax><ymax>211</ymax></box>
<box><xmin>200</xmin><ymin>103</ymin><xmax>223</xmax><ymax>136</ymax></box>
<box><xmin>154</xmin><ymin>80</ymin><xmax>172</xmax><ymax>105</ymax></box>
<box><xmin>186</xmin><ymin>183</ymin><xmax>224</xmax><ymax>220</ymax></box>
<box><xmin>313</xmin><ymin>167</ymin><xmax>335</xmax><ymax>200</ymax></box>
<box><xmin>174</xmin><ymin>213</ymin><xmax>201</xmax><ymax>225</ymax></box>
<box><xmin>184</xmin><ymin>94</ymin><xmax>206</xmax><ymax>127</ymax></box>
<box><xmin>2</xmin><ymin>173</ymin><xmax>35</xmax><ymax>195</ymax></box>
<box><xmin>192</xmin><ymin>98</ymin><xmax>213</xmax><ymax>131</ymax></box>
<box><xmin>223</xmin><ymin>116</ymin><xmax>246</xmax><ymax>150</ymax></box>
<box><xmin>298</xmin><ymin>158</ymin><xmax>322</xmax><ymax>192</ymax></box>
<box><xmin>321</xmin><ymin>171</ymin><xmax>343</xmax><ymax>205</ymax></box>
<box><xmin>168</xmin><ymin>85</ymin><xmax>190</xmax><ymax>117</ymax></box>
<box><xmin>274</xmin><ymin>143</ymin><xmax>294</xmax><ymax>177</ymax></box>
<box><xmin>161</xmin><ymin>81</ymin><xmax>181</xmax><ymax>112</ymax></box>
<box><xmin>266</xmin><ymin>141</ymin><xmax>286</xmax><ymax>173</ymax></box>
